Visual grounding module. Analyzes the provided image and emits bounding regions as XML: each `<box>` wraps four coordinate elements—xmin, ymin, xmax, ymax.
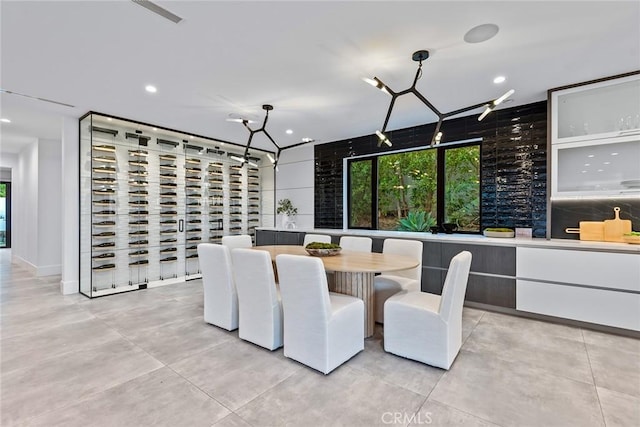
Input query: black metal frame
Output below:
<box><xmin>346</xmin><ymin>140</ymin><xmax>482</xmax><ymax>233</ymax></box>
<box><xmin>0</xmin><ymin>181</ymin><xmax>11</xmax><ymax>248</ymax></box>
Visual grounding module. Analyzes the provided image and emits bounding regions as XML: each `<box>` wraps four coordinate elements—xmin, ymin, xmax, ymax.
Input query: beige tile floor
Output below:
<box><xmin>1</xmin><ymin>249</ymin><xmax>639</xmax><ymax>426</ymax></box>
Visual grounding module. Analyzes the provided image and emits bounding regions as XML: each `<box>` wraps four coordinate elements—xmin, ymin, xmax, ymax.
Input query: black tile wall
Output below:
<box><xmin>315</xmin><ymin>101</ymin><xmax>548</xmax><ymax>236</ymax></box>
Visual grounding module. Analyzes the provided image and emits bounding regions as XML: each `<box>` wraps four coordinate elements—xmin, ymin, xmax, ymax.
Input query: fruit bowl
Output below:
<box><xmin>305</xmin><ymin>242</ymin><xmax>342</xmax><ymax>256</ymax></box>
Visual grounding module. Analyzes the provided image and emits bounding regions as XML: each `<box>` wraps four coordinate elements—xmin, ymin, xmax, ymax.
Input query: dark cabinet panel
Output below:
<box><xmin>255</xmin><ymin>230</ymin><xmax>277</xmax><ymax>246</ymax></box>
<box><xmin>441</xmin><ymin>243</ymin><xmax>516</xmax><ymax>276</ymax></box>
<box><xmin>465</xmin><ymin>274</ymin><xmax>516</xmax><ymax>308</ymax></box>
<box><xmin>276</xmin><ymin>231</ymin><xmax>304</xmax><ymax>245</ymax></box>
<box><xmin>422</xmin><ymin>242</ymin><xmax>442</xmax><ymax>268</ymax></box>
<box><xmin>423</xmin><ymin>267</ymin><xmax>443</xmax><ymax>294</ymax></box>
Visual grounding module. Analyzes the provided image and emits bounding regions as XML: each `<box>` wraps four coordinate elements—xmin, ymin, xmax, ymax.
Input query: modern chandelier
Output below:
<box><xmin>365</xmin><ymin>50</ymin><xmax>515</xmax><ymax>147</ymax></box>
<box><xmin>231</xmin><ymin>104</ymin><xmax>315</xmax><ymax>170</ymax></box>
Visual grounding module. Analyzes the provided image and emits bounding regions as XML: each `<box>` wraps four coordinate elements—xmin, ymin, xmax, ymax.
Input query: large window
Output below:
<box><xmin>347</xmin><ymin>142</ymin><xmax>480</xmax><ymax>232</ymax></box>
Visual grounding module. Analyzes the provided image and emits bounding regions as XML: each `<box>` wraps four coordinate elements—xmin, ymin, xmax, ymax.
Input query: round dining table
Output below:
<box><xmin>254</xmin><ymin>245</ymin><xmax>420</xmax><ymax>337</ymax></box>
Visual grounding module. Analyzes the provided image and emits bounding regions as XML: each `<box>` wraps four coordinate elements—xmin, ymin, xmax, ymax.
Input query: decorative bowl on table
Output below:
<box><xmin>623</xmin><ymin>232</ymin><xmax>640</xmax><ymax>244</ymax></box>
<box><xmin>305</xmin><ymin>242</ymin><xmax>342</xmax><ymax>257</ymax></box>
<box><xmin>483</xmin><ymin>228</ymin><xmax>515</xmax><ymax>238</ymax></box>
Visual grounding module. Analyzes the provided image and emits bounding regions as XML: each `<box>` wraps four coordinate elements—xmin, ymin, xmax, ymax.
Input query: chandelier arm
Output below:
<box><xmin>413</xmin><ymin>90</ymin><xmax>443</xmax><ymax>117</ymax></box>
<box><xmin>443</xmin><ymin>100</ymin><xmax>493</xmax><ymax>118</ymax></box>
<box><xmin>430</xmin><ymin>119</ymin><xmax>444</xmax><ymax>146</ymax></box>
<box><xmin>381</xmin><ymin>96</ymin><xmax>398</xmax><ymax>134</ymax></box>
<box><xmin>263</xmin><ymin>130</ymin><xmax>281</xmax><ymax>150</ymax></box>
<box><xmin>241</xmin><ymin>120</ymin><xmax>253</xmax><ymax>132</ymax></box>
<box><xmin>242</xmin><ymin>132</ymin><xmax>255</xmax><ymax>162</ymax></box>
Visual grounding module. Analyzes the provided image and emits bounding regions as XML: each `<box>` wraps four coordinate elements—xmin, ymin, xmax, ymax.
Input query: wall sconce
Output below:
<box><xmin>366</xmin><ymin>50</ymin><xmax>515</xmax><ymax>147</ymax></box>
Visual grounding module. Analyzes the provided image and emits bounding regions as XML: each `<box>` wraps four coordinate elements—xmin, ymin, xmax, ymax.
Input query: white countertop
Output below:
<box><xmin>256</xmin><ymin>227</ymin><xmax>640</xmax><ymax>253</ymax></box>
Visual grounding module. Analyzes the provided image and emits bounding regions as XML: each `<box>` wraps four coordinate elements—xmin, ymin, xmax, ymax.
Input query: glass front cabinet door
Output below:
<box><xmin>550</xmin><ymin>72</ymin><xmax>640</xmax><ymax>199</ymax></box>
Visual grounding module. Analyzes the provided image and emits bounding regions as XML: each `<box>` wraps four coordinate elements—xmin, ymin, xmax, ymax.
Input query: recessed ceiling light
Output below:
<box><xmin>581</xmin><ymin>170</ymin><xmax>587</xmax><ymax>173</ymax></box>
<box><xmin>286</xmin><ymin>129</ymin><xmax>293</xmax><ymax>135</ymax></box>
<box><xmin>301</xmin><ymin>137</ymin><xmax>314</xmax><ymax>143</ymax></box>
<box><xmin>0</xmin><ymin>118</ymin><xmax>11</xmax><ymax>123</ymax></box>
<box><xmin>611</xmin><ymin>152</ymin><xmax>619</xmax><ymax>156</ymax></box>
<box><xmin>493</xmin><ymin>76</ymin><xmax>506</xmax><ymax>84</ymax></box>
<box><xmin>584</xmin><ymin>163</ymin><xmax>590</xmax><ymax>166</ymax></box>
<box><xmin>464</xmin><ymin>23</ymin><xmax>499</xmax><ymax>44</ymax></box>
<box><xmin>603</xmin><ymin>161</ymin><xmax>611</xmax><ymax>165</ymax></box>
<box><xmin>587</xmin><ymin>154</ymin><xmax>595</xmax><ymax>158</ymax></box>
<box><xmin>597</xmin><ymin>169</ymin><xmax>604</xmax><ymax>172</ymax></box>
<box><xmin>145</xmin><ymin>85</ymin><xmax>157</xmax><ymax>93</ymax></box>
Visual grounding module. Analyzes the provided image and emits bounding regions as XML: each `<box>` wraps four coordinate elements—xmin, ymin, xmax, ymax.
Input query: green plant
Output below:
<box><xmin>305</xmin><ymin>242</ymin><xmax>341</xmax><ymax>249</ymax></box>
<box><xmin>276</xmin><ymin>199</ymin><xmax>297</xmax><ymax>215</ymax></box>
<box><xmin>624</xmin><ymin>231</ymin><xmax>640</xmax><ymax>236</ymax></box>
<box><xmin>484</xmin><ymin>227</ymin><xmax>514</xmax><ymax>232</ymax></box>
<box><xmin>397</xmin><ymin>210</ymin><xmax>437</xmax><ymax>232</ymax></box>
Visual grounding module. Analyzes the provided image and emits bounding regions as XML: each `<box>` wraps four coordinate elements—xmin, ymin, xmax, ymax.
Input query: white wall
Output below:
<box><xmin>9</xmin><ymin>138</ymin><xmax>62</xmax><ymax>276</ymax></box>
<box><xmin>60</xmin><ymin>116</ymin><xmax>79</xmax><ymax>294</ymax></box>
<box><xmin>12</xmin><ymin>140</ymin><xmax>39</xmax><ymax>269</ymax></box>
<box><xmin>37</xmin><ymin>139</ymin><xmax>62</xmax><ymax>276</ymax></box>
<box><xmin>274</xmin><ymin>144</ymin><xmax>315</xmax><ymax>230</ymax></box>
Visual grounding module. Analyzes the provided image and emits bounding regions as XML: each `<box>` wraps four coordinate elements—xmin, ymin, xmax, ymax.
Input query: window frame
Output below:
<box><xmin>345</xmin><ymin>138</ymin><xmax>482</xmax><ymax>233</ymax></box>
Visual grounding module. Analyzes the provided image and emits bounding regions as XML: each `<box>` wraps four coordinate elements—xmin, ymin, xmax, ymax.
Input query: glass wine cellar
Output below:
<box><xmin>79</xmin><ymin>113</ymin><xmax>272</xmax><ymax>298</ymax></box>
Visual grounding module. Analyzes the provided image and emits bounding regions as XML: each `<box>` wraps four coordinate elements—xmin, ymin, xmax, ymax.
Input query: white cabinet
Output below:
<box><xmin>551</xmin><ymin>135</ymin><xmax>640</xmax><ymax>197</ymax></box>
<box><xmin>551</xmin><ymin>73</ymin><xmax>640</xmax><ymax>144</ymax></box>
<box><xmin>550</xmin><ymin>72</ymin><xmax>640</xmax><ymax>199</ymax></box>
<box><xmin>516</xmin><ymin>246</ymin><xmax>640</xmax><ymax>331</ymax></box>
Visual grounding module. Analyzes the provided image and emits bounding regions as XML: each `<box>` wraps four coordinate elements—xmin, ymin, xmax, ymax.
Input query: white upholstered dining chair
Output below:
<box><xmin>197</xmin><ymin>243</ymin><xmax>238</xmax><ymax>331</ymax></box>
<box><xmin>373</xmin><ymin>238</ymin><xmax>423</xmax><ymax>323</ymax></box>
<box><xmin>383</xmin><ymin>251</ymin><xmax>472</xmax><ymax>370</ymax></box>
<box><xmin>339</xmin><ymin>236</ymin><xmax>372</xmax><ymax>252</ymax></box>
<box><xmin>231</xmin><ymin>248</ymin><xmax>283</xmax><ymax>350</ymax></box>
<box><xmin>303</xmin><ymin>233</ymin><xmax>332</xmax><ymax>246</ymax></box>
<box><xmin>221</xmin><ymin>234</ymin><xmax>252</xmax><ymax>250</ymax></box>
<box><xmin>275</xmin><ymin>254</ymin><xmax>364</xmax><ymax>374</ymax></box>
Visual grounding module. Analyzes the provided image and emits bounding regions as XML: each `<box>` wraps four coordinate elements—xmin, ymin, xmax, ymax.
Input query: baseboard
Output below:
<box><xmin>12</xmin><ymin>255</ymin><xmax>37</xmax><ymax>275</ymax></box>
<box><xmin>37</xmin><ymin>264</ymin><xmax>62</xmax><ymax>277</ymax></box>
<box><xmin>60</xmin><ymin>279</ymin><xmax>79</xmax><ymax>295</ymax></box>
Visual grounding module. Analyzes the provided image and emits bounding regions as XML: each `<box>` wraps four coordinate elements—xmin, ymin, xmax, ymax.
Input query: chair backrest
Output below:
<box><xmin>231</xmin><ymin>248</ymin><xmax>281</xmax><ymax>346</ymax></box>
<box><xmin>221</xmin><ymin>235</ymin><xmax>252</xmax><ymax>250</ymax></box>
<box><xmin>232</xmin><ymin>248</ymin><xmax>279</xmax><ymax>313</ymax></box>
<box><xmin>275</xmin><ymin>254</ymin><xmax>332</xmax><ymax>326</ymax></box>
<box><xmin>382</xmin><ymin>238</ymin><xmax>423</xmax><ymax>281</ymax></box>
<box><xmin>339</xmin><ymin>236</ymin><xmax>372</xmax><ymax>252</ymax></box>
<box><xmin>439</xmin><ymin>251</ymin><xmax>472</xmax><ymax>321</ymax></box>
<box><xmin>197</xmin><ymin>243</ymin><xmax>238</xmax><ymax>328</ymax></box>
<box><xmin>303</xmin><ymin>234</ymin><xmax>332</xmax><ymax>246</ymax></box>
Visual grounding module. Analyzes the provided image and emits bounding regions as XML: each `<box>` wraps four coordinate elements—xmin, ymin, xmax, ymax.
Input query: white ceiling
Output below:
<box><xmin>1</xmin><ymin>1</ymin><xmax>639</xmax><ymax>155</ymax></box>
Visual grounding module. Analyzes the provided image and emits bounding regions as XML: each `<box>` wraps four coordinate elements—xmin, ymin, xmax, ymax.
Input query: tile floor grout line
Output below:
<box><xmin>581</xmin><ymin>328</ymin><xmax>608</xmax><ymax>427</ymax></box>
<box><xmin>427</xmin><ymin>398</ymin><xmax>508</xmax><ymax>427</ymax></box>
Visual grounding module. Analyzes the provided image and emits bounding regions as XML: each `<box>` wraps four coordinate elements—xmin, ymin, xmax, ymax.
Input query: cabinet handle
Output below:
<box><xmin>179</xmin><ymin>219</ymin><xmax>184</xmax><ymax>232</ymax></box>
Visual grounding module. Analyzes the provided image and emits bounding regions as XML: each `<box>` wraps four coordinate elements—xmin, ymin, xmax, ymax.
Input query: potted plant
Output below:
<box><xmin>277</xmin><ymin>199</ymin><xmax>298</xmax><ymax>229</ymax></box>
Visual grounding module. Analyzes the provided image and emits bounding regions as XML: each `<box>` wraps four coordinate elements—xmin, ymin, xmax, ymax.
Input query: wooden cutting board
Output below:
<box><xmin>565</xmin><ymin>221</ymin><xmax>604</xmax><ymax>241</ymax></box>
<box><xmin>604</xmin><ymin>207</ymin><xmax>632</xmax><ymax>242</ymax></box>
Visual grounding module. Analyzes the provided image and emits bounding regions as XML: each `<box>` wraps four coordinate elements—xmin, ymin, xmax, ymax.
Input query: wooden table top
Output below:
<box><xmin>253</xmin><ymin>245</ymin><xmax>419</xmax><ymax>273</ymax></box>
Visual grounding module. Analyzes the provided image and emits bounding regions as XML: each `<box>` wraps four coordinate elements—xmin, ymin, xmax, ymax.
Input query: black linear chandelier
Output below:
<box><xmin>365</xmin><ymin>50</ymin><xmax>514</xmax><ymax>147</ymax></box>
<box><xmin>231</xmin><ymin>104</ymin><xmax>315</xmax><ymax>170</ymax></box>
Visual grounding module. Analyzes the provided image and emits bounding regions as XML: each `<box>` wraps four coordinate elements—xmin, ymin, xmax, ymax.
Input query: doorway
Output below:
<box><xmin>0</xmin><ymin>182</ymin><xmax>11</xmax><ymax>248</ymax></box>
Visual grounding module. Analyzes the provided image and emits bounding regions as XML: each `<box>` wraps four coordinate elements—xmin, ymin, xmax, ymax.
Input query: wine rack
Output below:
<box><xmin>79</xmin><ymin>113</ymin><xmax>266</xmax><ymax>298</ymax></box>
